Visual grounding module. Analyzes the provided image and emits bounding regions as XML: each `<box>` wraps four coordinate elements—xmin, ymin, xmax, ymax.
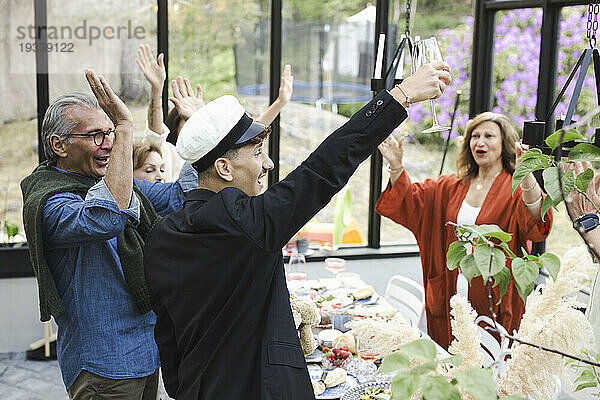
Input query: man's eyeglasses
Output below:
<box><xmin>67</xmin><ymin>128</ymin><xmax>115</xmax><ymax>146</ymax></box>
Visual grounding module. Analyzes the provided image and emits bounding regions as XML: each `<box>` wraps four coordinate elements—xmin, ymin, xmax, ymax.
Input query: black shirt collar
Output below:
<box><xmin>184</xmin><ymin>188</ymin><xmax>217</xmax><ymax>205</ymax></box>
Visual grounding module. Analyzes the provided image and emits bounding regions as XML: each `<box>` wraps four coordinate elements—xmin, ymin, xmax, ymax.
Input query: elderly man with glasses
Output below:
<box><xmin>20</xmin><ymin>70</ymin><xmax>196</xmax><ymax>400</ymax></box>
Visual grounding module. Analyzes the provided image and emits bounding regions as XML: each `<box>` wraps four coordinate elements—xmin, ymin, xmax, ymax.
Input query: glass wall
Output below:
<box><xmin>380</xmin><ymin>0</ymin><xmax>473</xmax><ymax>244</ymax></box>
<box><xmin>46</xmin><ymin>0</ymin><xmax>157</xmax><ymax>132</ymax></box>
<box><xmin>544</xmin><ymin>5</ymin><xmax>591</xmax><ymax>257</ymax></box>
<box><xmin>3</xmin><ymin>0</ymin><xmax>592</xmax><ymax>253</ymax></box>
<box><xmin>0</xmin><ymin>0</ymin><xmax>37</xmax><ymax>242</ymax></box>
<box><xmin>169</xmin><ymin>0</ymin><xmax>271</xmax><ymax>168</ymax></box>
<box><xmin>277</xmin><ymin>1</ymin><xmax>373</xmax><ymax>249</ymax></box>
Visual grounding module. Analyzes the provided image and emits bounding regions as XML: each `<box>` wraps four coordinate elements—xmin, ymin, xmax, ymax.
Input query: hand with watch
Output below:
<box><xmin>573</xmin><ymin>213</ymin><xmax>600</xmax><ymax>233</ymax></box>
<box><xmin>567</xmin><ymin>162</ymin><xmax>600</xmax><ymax>235</ymax></box>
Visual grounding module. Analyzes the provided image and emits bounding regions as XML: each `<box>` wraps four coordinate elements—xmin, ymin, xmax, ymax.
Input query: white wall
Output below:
<box><xmin>0</xmin><ymin>277</ymin><xmax>56</xmax><ymax>353</ymax></box>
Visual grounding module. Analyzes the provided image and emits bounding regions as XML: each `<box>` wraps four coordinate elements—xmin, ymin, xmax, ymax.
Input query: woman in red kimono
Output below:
<box><xmin>375</xmin><ymin>112</ymin><xmax>553</xmax><ymax>350</ymax></box>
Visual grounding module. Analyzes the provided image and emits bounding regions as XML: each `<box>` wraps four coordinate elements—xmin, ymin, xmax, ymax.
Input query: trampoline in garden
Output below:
<box><xmin>236</xmin><ymin>81</ymin><xmax>372</xmax><ymax>104</ymax></box>
<box><xmin>234</xmin><ymin>6</ymin><xmax>385</xmax><ymax>105</ymax></box>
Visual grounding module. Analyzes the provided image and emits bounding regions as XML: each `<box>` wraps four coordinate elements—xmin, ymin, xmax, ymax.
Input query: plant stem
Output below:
<box><xmin>450</xmin><ymin>220</ymin><xmax>600</xmax><ymax>369</ymax></box>
<box><xmin>485</xmin><ymin>272</ymin><xmax>600</xmax><ymax>368</ymax></box>
<box><xmin>447</xmin><ymin>222</ymin><xmax>495</xmax><ymax>247</ymax></box>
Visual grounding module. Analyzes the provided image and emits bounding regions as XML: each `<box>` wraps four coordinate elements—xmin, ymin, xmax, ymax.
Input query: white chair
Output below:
<box><xmin>475</xmin><ymin>315</ymin><xmax>511</xmax><ymax>375</ymax></box>
<box><xmin>384</xmin><ymin>275</ymin><xmax>425</xmax><ymax>329</ymax></box>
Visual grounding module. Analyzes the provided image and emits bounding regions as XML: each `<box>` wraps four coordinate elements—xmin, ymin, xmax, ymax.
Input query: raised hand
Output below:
<box><xmin>168</xmin><ymin>76</ymin><xmax>204</xmax><ymax>121</ymax></box>
<box><xmin>136</xmin><ymin>44</ymin><xmax>166</xmax><ymax>90</ymax></box>
<box><xmin>515</xmin><ymin>141</ymin><xmax>529</xmax><ymax>169</ymax></box>
<box><xmin>378</xmin><ymin>135</ymin><xmax>404</xmax><ymax>170</ymax></box>
<box><xmin>394</xmin><ymin>61</ymin><xmax>452</xmax><ymax>105</ymax></box>
<box><xmin>567</xmin><ymin>161</ymin><xmax>600</xmax><ymax>219</ymax></box>
<box><xmin>278</xmin><ymin>64</ymin><xmax>294</xmax><ymax>105</ymax></box>
<box><xmin>84</xmin><ymin>69</ymin><xmax>133</xmax><ymax>126</ymax></box>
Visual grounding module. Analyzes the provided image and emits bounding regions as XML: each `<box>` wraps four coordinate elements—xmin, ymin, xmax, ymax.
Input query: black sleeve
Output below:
<box><xmin>153</xmin><ymin>299</ymin><xmax>181</xmax><ymax>398</ymax></box>
<box><xmin>226</xmin><ymin>90</ymin><xmax>408</xmax><ymax>252</ymax></box>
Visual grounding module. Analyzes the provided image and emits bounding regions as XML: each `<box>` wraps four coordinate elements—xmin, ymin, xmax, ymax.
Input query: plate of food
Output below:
<box><xmin>340</xmin><ymin>382</ymin><xmax>391</xmax><ymax>400</ymax></box>
<box><xmin>309</xmin><ymin>367</ymin><xmax>359</xmax><ymax>399</ymax></box>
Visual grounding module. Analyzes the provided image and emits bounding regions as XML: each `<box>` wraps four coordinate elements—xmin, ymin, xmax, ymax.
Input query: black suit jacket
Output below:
<box><xmin>144</xmin><ymin>91</ymin><xmax>407</xmax><ymax>399</ymax></box>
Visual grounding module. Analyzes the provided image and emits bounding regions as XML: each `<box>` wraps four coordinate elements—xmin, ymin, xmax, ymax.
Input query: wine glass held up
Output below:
<box><xmin>416</xmin><ymin>37</ymin><xmax>450</xmax><ymax>134</ymax></box>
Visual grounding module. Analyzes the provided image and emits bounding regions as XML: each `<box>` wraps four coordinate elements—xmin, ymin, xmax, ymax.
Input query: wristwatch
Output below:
<box><xmin>573</xmin><ymin>213</ymin><xmax>600</xmax><ymax>233</ymax></box>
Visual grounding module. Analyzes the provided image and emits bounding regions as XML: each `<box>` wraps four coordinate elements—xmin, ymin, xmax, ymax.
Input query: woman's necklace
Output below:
<box><xmin>473</xmin><ymin>170</ymin><xmax>501</xmax><ymax>191</ymax></box>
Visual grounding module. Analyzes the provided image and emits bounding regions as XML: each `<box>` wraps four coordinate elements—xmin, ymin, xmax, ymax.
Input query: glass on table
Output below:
<box><xmin>324</xmin><ymin>257</ymin><xmax>346</xmax><ymax>278</ymax></box>
<box><xmin>356</xmin><ymin>337</ymin><xmax>382</xmax><ymax>363</ymax></box>
<box><xmin>287</xmin><ymin>253</ymin><xmax>307</xmax><ymax>282</ymax></box>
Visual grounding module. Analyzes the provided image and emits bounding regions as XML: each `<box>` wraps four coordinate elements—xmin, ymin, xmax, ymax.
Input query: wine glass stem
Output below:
<box><xmin>430</xmin><ymin>99</ymin><xmax>439</xmax><ymax>126</ymax></box>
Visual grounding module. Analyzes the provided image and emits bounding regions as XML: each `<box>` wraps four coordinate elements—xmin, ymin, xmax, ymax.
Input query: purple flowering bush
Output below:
<box><xmin>405</xmin><ymin>5</ymin><xmax>593</xmax><ymax>143</ymax></box>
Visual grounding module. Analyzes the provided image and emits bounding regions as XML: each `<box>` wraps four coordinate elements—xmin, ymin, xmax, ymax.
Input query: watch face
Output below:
<box><xmin>576</xmin><ymin>217</ymin><xmax>600</xmax><ymax>233</ymax></box>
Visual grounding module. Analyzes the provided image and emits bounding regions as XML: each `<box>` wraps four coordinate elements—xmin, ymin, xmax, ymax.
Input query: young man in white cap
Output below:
<box><xmin>144</xmin><ymin>61</ymin><xmax>451</xmax><ymax>400</ymax></box>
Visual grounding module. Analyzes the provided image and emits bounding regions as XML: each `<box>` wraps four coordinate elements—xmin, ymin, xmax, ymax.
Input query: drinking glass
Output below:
<box><xmin>414</xmin><ymin>37</ymin><xmax>450</xmax><ymax>133</ymax></box>
<box><xmin>324</xmin><ymin>257</ymin><xmax>346</xmax><ymax>278</ymax></box>
<box><xmin>287</xmin><ymin>253</ymin><xmax>307</xmax><ymax>282</ymax></box>
<box><xmin>356</xmin><ymin>337</ymin><xmax>381</xmax><ymax>363</ymax></box>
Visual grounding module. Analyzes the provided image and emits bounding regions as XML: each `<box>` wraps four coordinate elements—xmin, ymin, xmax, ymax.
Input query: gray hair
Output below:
<box><xmin>42</xmin><ymin>92</ymin><xmax>100</xmax><ymax>162</ymax></box>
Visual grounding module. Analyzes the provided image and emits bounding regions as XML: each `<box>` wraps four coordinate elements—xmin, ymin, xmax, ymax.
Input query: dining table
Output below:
<box><xmin>287</xmin><ymin>273</ymin><xmax>450</xmax><ymax>400</ymax></box>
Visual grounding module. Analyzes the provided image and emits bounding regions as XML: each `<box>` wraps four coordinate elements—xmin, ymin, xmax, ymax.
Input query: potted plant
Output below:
<box><xmin>0</xmin><ymin>220</ymin><xmax>32</xmax><ymax>278</ymax></box>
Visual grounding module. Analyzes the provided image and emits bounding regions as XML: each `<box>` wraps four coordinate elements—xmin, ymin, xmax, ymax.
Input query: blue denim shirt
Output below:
<box><xmin>42</xmin><ymin>169</ymin><xmax>196</xmax><ymax>389</ymax></box>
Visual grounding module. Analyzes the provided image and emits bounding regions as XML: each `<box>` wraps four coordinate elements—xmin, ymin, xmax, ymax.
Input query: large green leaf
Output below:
<box><xmin>512</xmin><ymin>258</ymin><xmax>539</xmax><ymax>301</ymax></box>
<box><xmin>545</xmin><ymin>129</ymin><xmax>588</xmax><ymax>150</ymax></box>
<box><xmin>540</xmin><ymin>195</ymin><xmax>555</xmax><ymax>223</ymax></box>
<box><xmin>539</xmin><ymin>253</ymin><xmax>560</xmax><ymax>281</ymax></box>
<box><xmin>569</xmin><ymin>143</ymin><xmax>600</xmax><ymax>162</ymax></box>
<box><xmin>499</xmin><ymin>242</ymin><xmax>516</xmax><ymax>258</ymax></box>
<box><xmin>575</xmin><ymin>370</ymin><xmax>595</xmax><ymax>383</ymax></box>
<box><xmin>520</xmin><ymin>147</ymin><xmax>544</xmax><ymax>160</ymax></box>
<box><xmin>543</xmin><ymin>166</ymin><xmax>574</xmax><ymax>204</ymax></box>
<box><xmin>456</xmin><ymin>368</ymin><xmax>497</xmax><ymax>400</ymax></box>
<box><xmin>492</xmin><ymin>266</ymin><xmax>511</xmax><ymax>304</ymax></box>
<box><xmin>575</xmin><ymin>381</ymin><xmax>597</xmax><ymax>391</ymax></box>
<box><xmin>411</xmin><ymin>361</ymin><xmax>438</xmax><ymax>375</ymax></box>
<box><xmin>463</xmin><ymin>224</ymin><xmax>512</xmax><ymax>243</ymax></box>
<box><xmin>379</xmin><ymin>352</ymin><xmax>410</xmax><ymax>373</ymax></box>
<box><xmin>421</xmin><ymin>376</ymin><xmax>460</xmax><ymax>400</ymax></box>
<box><xmin>391</xmin><ymin>371</ymin><xmax>420</xmax><ymax>400</ymax></box>
<box><xmin>459</xmin><ymin>254</ymin><xmax>478</xmax><ymax>285</ymax></box>
<box><xmin>440</xmin><ymin>354</ymin><xmax>463</xmax><ymax>367</ymax></box>
<box><xmin>447</xmin><ymin>241</ymin><xmax>467</xmax><ymax>271</ymax></box>
<box><xmin>398</xmin><ymin>339</ymin><xmax>437</xmax><ymax>362</ymax></box>
<box><xmin>512</xmin><ymin>156</ymin><xmax>551</xmax><ymax>193</ymax></box>
<box><xmin>473</xmin><ymin>245</ymin><xmax>506</xmax><ymax>282</ymax></box>
<box><xmin>501</xmin><ymin>396</ymin><xmax>528</xmax><ymax>400</ymax></box>
<box><xmin>575</xmin><ymin>167</ymin><xmax>595</xmax><ymax>193</ymax></box>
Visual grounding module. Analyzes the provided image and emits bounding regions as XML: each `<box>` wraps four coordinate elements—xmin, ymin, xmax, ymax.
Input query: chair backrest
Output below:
<box><xmin>384</xmin><ymin>275</ymin><xmax>425</xmax><ymax>327</ymax></box>
<box><xmin>474</xmin><ymin>315</ymin><xmax>511</xmax><ymax>371</ymax></box>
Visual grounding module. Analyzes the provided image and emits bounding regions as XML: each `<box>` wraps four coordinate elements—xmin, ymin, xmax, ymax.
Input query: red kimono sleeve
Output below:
<box><xmin>375</xmin><ymin>169</ymin><xmax>436</xmax><ymax>235</ymax></box>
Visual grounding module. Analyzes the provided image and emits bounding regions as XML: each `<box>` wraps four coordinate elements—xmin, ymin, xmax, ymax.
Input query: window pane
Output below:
<box><xmin>545</xmin><ymin>5</ymin><xmax>590</xmax><ymax>257</ymax></box>
<box><xmin>170</xmin><ymin>0</ymin><xmax>270</xmax><ymax>123</ymax></box>
<box><xmin>1</xmin><ymin>0</ymin><xmax>37</xmax><ymax>241</ymax></box>
<box><xmin>491</xmin><ymin>8</ymin><xmax>542</xmax><ymax>128</ymax></box>
<box><xmin>279</xmin><ymin>2</ymin><xmax>374</xmax><ymax>248</ymax></box>
<box><xmin>380</xmin><ymin>2</ymin><xmax>473</xmax><ymax>244</ymax></box>
<box><xmin>45</xmin><ymin>1</ymin><xmax>157</xmax><ymax>132</ymax></box>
